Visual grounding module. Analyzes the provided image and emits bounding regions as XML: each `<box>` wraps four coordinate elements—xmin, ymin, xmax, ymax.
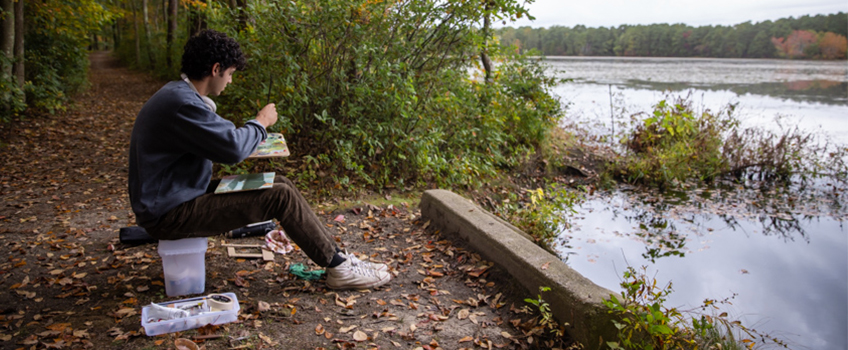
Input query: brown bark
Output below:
<box><xmin>142</xmin><ymin>0</ymin><xmax>155</xmax><ymax>69</ymax></box>
<box><xmin>1</xmin><ymin>0</ymin><xmax>13</xmax><ymax>78</ymax></box>
<box><xmin>480</xmin><ymin>1</ymin><xmax>493</xmax><ymax>84</ymax></box>
<box><xmin>166</xmin><ymin>0</ymin><xmax>177</xmax><ymax>69</ymax></box>
<box><xmin>13</xmin><ymin>0</ymin><xmax>22</xmax><ymax>88</ymax></box>
<box><xmin>188</xmin><ymin>0</ymin><xmax>207</xmax><ymax>37</ymax></box>
<box><xmin>132</xmin><ymin>0</ymin><xmax>141</xmax><ymax>67</ymax></box>
<box><xmin>235</xmin><ymin>0</ymin><xmax>247</xmax><ymax>32</ymax></box>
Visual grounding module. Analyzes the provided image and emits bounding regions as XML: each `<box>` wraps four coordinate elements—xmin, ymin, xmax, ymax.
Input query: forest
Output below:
<box><xmin>495</xmin><ymin>12</ymin><xmax>848</xmax><ymax>59</ymax></box>
<box><xmin>1</xmin><ymin>0</ymin><xmax>562</xmax><ymax>192</ymax></box>
<box><xmin>2</xmin><ymin>1</ymin><xmax>846</xmax><ymax>191</ymax></box>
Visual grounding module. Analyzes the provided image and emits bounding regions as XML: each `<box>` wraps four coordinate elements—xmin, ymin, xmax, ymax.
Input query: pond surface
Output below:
<box><xmin>546</xmin><ymin>57</ymin><xmax>848</xmax><ymax>349</ymax></box>
<box><xmin>546</xmin><ymin>57</ymin><xmax>848</xmax><ymax>144</ymax></box>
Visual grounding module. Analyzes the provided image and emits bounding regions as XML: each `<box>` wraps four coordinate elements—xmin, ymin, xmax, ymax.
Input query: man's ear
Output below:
<box><xmin>211</xmin><ymin>62</ymin><xmax>222</xmax><ymax>77</ymax></box>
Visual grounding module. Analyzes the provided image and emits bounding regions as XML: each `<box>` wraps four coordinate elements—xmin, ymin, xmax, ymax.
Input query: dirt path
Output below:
<box><xmin>0</xmin><ymin>53</ymin><xmax>576</xmax><ymax>350</ymax></box>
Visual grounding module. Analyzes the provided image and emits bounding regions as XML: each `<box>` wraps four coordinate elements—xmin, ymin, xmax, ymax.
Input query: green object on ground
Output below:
<box><xmin>289</xmin><ymin>263</ymin><xmax>325</xmax><ymax>281</ymax></box>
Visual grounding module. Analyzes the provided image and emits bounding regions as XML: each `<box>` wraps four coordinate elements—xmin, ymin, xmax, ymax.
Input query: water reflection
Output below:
<box><xmin>547</xmin><ymin>56</ymin><xmax>848</xmax><ymax>350</ymax></box>
<box><xmin>547</xmin><ymin>57</ymin><xmax>848</xmax><ymax>145</ymax></box>
<box><xmin>621</xmin><ymin>80</ymin><xmax>848</xmax><ymax>106</ymax></box>
<box><xmin>557</xmin><ymin>186</ymin><xmax>847</xmax><ymax>349</ymax></box>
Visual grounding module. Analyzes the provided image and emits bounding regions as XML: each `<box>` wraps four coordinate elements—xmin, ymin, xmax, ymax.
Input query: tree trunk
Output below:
<box><xmin>91</xmin><ymin>32</ymin><xmax>99</xmax><ymax>50</ymax></box>
<box><xmin>480</xmin><ymin>1</ymin><xmax>493</xmax><ymax>84</ymax></box>
<box><xmin>188</xmin><ymin>0</ymin><xmax>207</xmax><ymax>37</ymax></box>
<box><xmin>132</xmin><ymin>0</ymin><xmax>141</xmax><ymax>67</ymax></box>
<box><xmin>166</xmin><ymin>0</ymin><xmax>176</xmax><ymax>70</ymax></box>
<box><xmin>13</xmin><ymin>0</ymin><xmax>23</xmax><ymax>90</ymax></box>
<box><xmin>0</xmin><ymin>0</ymin><xmax>13</xmax><ymax>78</ymax></box>
<box><xmin>112</xmin><ymin>21</ymin><xmax>119</xmax><ymax>49</ymax></box>
<box><xmin>142</xmin><ymin>0</ymin><xmax>155</xmax><ymax>69</ymax></box>
<box><xmin>235</xmin><ymin>0</ymin><xmax>247</xmax><ymax>32</ymax></box>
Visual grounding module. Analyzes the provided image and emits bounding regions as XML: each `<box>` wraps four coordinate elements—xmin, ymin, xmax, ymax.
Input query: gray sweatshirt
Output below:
<box><xmin>129</xmin><ymin>80</ymin><xmax>267</xmax><ymax>227</ymax></box>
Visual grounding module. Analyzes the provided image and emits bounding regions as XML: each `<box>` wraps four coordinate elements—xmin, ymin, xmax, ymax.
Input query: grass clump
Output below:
<box><xmin>604</xmin><ymin>266</ymin><xmax>788</xmax><ymax>350</ymax></box>
<box><xmin>609</xmin><ymin>95</ymin><xmax>847</xmax><ymax>189</ymax></box>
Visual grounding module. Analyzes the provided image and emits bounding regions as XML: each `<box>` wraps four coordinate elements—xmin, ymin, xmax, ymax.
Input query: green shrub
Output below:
<box><xmin>603</xmin><ymin>266</ymin><xmax>788</xmax><ymax>350</ymax></box>
<box><xmin>19</xmin><ymin>0</ymin><xmax>115</xmax><ymax>116</ymax></box>
<box><xmin>611</xmin><ymin>95</ymin><xmax>847</xmax><ymax>189</ymax></box>
<box><xmin>616</xmin><ymin>97</ymin><xmax>732</xmax><ymax>187</ymax></box>
<box><xmin>200</xmin><ymin>0</ymin><xmax>563</xmax><ymax>190</ymax></box>
<box><xmin>495</xmin><ymin>184</ymin><xmax>581</xmax><ymax>246</ymax></box>
<box><xmin>0</xmin><ymin>56</ymin><xmax>26</xmax><ymax>122</ymax></box>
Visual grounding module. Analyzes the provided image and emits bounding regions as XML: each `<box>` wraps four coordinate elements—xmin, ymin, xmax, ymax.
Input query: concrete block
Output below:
<box><xmin>420</xmin><ymin>189</ymin><xmax>618</xmax><ymax>349</ymax></box>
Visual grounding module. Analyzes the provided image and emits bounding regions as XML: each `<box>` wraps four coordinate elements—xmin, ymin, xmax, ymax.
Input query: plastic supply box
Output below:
<box><xmin>141</xmin><ymin>293</ymin><xmax>240</xmax><ymax>336</ymax></box>
<box><xmin>158</xmin><ymin>237</ymin><xmax>208</xmax><ymax>297</ymax></box>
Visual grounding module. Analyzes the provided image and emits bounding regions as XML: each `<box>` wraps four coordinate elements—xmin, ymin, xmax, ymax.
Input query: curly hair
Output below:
<box><xmin>181</xmin><ymin>30</ymin><xmax>247</xmax><ymax>80</ymax></box>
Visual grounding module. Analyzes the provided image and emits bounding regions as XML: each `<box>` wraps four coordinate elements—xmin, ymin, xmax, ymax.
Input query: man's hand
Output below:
<box><xmin>256</xmin><ymin>103</ymin><xmax>278</xmax><ymax>128</ymax></box>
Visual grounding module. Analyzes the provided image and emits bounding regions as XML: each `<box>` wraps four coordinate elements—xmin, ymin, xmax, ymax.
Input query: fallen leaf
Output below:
<box><xmin>353</xmin><ymin>330</ymin><xmax>368</xmax><ymax>342</ymax></box>
<box><xmin>46</xmin><ymin>323</ymin><xmax>72</xmax><ymax>332</ymax></box>
<box><xmin>540</xmin><ymin>262</ymin><xmax>551</xmax><ymax>270</ymax></box>
<box><xmin>258</xmin><ymin>301</ymin><xmax>270</xmax><ymax>312</ymax></box>
<box><xmin>258</xmin><ymin>332</ymin><xmax>278</xmax><ymax>346</ymax></box>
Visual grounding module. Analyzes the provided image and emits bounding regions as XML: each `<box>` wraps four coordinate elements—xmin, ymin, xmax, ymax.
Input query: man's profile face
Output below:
<box><xmin>209</xmin><ymin>65</ymin><xmax>237</xmax><ymax>96</ymax></box>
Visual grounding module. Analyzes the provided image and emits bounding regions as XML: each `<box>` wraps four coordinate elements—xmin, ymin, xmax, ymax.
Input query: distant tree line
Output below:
<box><xmin>496</xmin><ymin>12</ymin><xmax>847</xmax><ymax>59</ymax></box>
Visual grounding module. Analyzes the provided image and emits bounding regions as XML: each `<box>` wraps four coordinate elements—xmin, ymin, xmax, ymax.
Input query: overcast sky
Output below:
<box><xmin>501</xmin><ymin>0</ymin><xmax>848</xmax><ymax>28</ymax></box>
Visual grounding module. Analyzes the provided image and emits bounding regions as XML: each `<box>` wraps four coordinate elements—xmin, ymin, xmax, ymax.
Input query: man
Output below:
<box><xmin>128</xmin><ymin>30</ymin><xmax>391</xmax><ymax>290</ymax></box>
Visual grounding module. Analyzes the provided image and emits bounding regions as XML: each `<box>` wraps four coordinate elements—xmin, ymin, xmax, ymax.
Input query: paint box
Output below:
<box><xmin>141</xmin><ymin>293</ymin><xmax>240</xmax><ymax>336</ymax></box>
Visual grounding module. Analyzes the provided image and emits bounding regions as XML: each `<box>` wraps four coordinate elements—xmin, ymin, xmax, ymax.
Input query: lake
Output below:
<box><xmin>544</xmin><ymin>57</ymin><xmax>847</xmax><ymax>350</ymax></box>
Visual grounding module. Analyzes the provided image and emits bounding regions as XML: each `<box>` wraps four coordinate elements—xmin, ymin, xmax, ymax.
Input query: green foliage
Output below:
<box><xmin>603</xmin><ymin>266</ymin><xmax>787</xmax><ymax>350</ymax></box>
<box><xmin>496</xmin><ymin>12</ymin><xmax>847</xmax><ymax>59</ymax></box>
<box><xmin>614</xmin><ymin>97</ymin><xmax>733</xmax><ymax>188</ymax></box>
<box><xmin>21</xmin><ymin>0</ymin><xmax>116</xmax><ymax>115</ymax></box>
<box><xmin>610</xmin><ymin>94</ymin><xmax>848</xmax><ymax>189</ymax></box>
<box><xmin>201</xmin><ymin>0</ymin><xmax>561</xmax><ymax>190</ymax></box>
<box><xmin>0</xmin><ymin>56</ymin><xmax>26</xmax><ymax>122</ymax></box>
<box><xmin>495</xmin><ymin>184</ymin><xmax>581</xmax><ymax>245</ymax></box>
<box><xmin>524</xmin><ymin>286</ymin><xmax>563</xmax><ymax>337</ymax></box>
<box><xmin>603</xmin><ymin>266</ymin><xmax>689</xmax><ymax>350</ymax></box>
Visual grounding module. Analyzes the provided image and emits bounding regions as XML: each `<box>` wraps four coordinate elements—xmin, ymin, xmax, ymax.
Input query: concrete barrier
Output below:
<box><xmin>420</xmin><ymin>189</ymin><xmax>617</xmax><ymax>349</ymax></box>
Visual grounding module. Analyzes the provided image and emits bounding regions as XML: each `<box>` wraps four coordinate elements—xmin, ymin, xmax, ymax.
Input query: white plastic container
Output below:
<box><xmin>158</xmin><ymin>237</ymin><xmax>207</xmax><ymax>297</ymax></box>
<box><xmin>141</xmin><ymin>293</ymin><xmax>240</xmax><ymax>336</ymax></box>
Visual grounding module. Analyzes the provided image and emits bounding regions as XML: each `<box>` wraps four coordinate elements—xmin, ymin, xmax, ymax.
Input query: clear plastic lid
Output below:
<box><xmin>157</xmin><ymin>237</ymin><xmax>208</xmax><ymax>256</ymax></box>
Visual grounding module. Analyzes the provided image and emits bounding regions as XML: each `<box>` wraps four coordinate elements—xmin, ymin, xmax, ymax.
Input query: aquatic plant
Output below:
<box><xmin>610</xmin><ymin>94</ymin><xmax>848</xmax><ymax>189</ymax></box>
<box><xmin>603</xmin><ymin>266</ymin><xmax>788</xmax><ymax>350</ymax></box>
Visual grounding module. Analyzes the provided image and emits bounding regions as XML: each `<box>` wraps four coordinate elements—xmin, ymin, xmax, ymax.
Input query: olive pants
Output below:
<box><xmin>143</xmin><ymin>175</ymin><xmax>336</xmax><ymax>267</ymax></box>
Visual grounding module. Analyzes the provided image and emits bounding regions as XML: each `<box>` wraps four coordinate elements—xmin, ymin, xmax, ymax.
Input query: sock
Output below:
<box><xmin>327</xmin><ymin>252</ymin><xmax>346</xmax><ymax>268</ymax></box>
<box><xmin>335</xmin><ymin>247</ymin><xmax>343</xmax><ymax>253</ymax></box>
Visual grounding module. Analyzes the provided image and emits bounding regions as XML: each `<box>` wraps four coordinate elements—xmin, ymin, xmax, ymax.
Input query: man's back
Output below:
<box><xmin>128</xmin><ymin>80</ymin><xmax>265</xmax><ymax>227</ymax></box>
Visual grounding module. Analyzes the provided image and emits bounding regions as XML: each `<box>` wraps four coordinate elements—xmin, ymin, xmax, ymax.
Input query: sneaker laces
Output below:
<box><xmin>343</xmin><ymin>250</ymin><xmax>380</xmax><ymax>270</ymax></box>
<box><xmin>348</xmin><ymin>262</ymin><xmax>379</xmax><ymax>278</ymax></box>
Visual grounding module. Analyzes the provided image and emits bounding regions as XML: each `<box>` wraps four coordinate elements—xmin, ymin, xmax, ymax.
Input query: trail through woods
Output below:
<box><xmin>0</xmin><ymin>52</ymin><xmax>575</xmax><ymax>350</ymax></box>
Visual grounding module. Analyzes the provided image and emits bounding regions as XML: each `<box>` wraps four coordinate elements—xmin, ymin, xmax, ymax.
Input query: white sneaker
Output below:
<box><xmin>326</xmin><ymin>259</ymin><xmax>392</xmax><ymax>290</ymax></box>
<box><xmin>342</xmin><ymin>250</ymin><xmax>389</xmax><ymax>272</ymax></box>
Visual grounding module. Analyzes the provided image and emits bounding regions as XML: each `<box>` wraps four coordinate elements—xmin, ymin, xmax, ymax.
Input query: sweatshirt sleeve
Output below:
<box><xmin>169</xmin><ymin>103</ymin><xmax>268</xmax><ymax>164</ymax></box>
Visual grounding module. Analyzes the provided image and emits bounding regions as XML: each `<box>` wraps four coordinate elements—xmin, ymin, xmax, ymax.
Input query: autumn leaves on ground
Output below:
<box><xmin>0</xmin><ymin>53</ymin><xmax>577</xmax><ymax>350</ymax></box>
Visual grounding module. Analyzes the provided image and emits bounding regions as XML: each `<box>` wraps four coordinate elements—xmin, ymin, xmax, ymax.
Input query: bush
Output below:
<box><xmin>603</xmin><ymin>266</ymin><xmax>787</xmax><ymax>350</ymax></box>
<box><xmin>203</xmin><ymin>0</ymin><xmax>563</xmax><ymax>191</ymax></box>
<box><xmin>615</xmin><ymin>97</ymin><xmax>733</xmax><ymax>187</ymax></box>
<box><xmin>0</xmin><ymin>56</ymin><xmax>26</xmax><ymax>122</ymax></box>
<box><xmin>611</xmin><ymin>94</ymin><xmax>847</xmax><ymax>189</ymax></box>
<box><xmin>494</xmin><ymin>184</ymin><xmax>581</xmax><ymax>246</ymax></box>
<box><xmin>18</xmin><ymin>0</ymin><xmax>115</xmax><ymax>116</ymax></box>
